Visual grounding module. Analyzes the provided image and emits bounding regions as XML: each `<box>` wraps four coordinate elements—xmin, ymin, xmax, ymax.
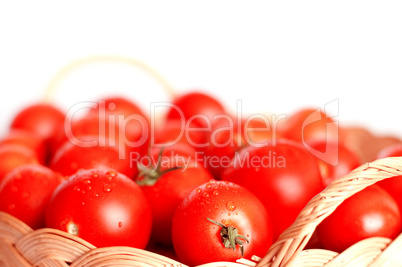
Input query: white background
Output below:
<box><xmin>0</xmin><ymin>1</ymin><xmax>401</xmax><ymax>137</ymax></box>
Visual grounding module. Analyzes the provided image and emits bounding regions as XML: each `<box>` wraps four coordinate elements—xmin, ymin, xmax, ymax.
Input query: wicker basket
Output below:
<box><xmin>1</xmin><ymin>156</ymin><xmax>402</xmax><ymax>267</ymax></box>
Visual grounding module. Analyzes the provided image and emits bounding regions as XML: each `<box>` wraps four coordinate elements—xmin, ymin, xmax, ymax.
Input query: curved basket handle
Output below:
<box><xmin>43</xmin><ymin>55</ymin><xmax>176</xmax><ymax>102</ymax></box>
<box><xmin>258</xmin><ymin>156</ymin><xmax>402</xmax><ymax>267</ymax></box>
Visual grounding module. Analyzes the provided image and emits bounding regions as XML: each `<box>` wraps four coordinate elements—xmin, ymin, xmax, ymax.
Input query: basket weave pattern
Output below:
<box><xmin>1</xmin><ymin>157</ymin><xmax>402</xmax><ymax>267</ymax></box>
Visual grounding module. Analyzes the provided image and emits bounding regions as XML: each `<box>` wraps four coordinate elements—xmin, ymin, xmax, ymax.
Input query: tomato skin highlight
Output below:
<box><xmin>222</xmin><ymin>140</ymin><xmax>324</xmax><ymax>240</ymax></box>
<box><xmin>45</xmin><ymin>169</ymin><xmax>152</xmax><ymax>248</ymax></box>
<box><xmin>166</xmin><ymin>91</ymin><xmax>226</xmax><ymax>129</ymax></box>
<box><xmin>0</xmin><ymin>164</ymin><xmax>63</xmax><ymax>229</ymax></box>
<box><xmin>171</xmin><ymin>181</ymin><xmax>273</xmax><ymax>265</ymax></box>
<box><xmin>317</xmin><ymin>185</ymin><xmax>402</xmax><ymax>253</ymax></box>
<box><xmin>10</xmin><ymin>103</ymin><xmax>65</xmax><ymax>142</ymax></box>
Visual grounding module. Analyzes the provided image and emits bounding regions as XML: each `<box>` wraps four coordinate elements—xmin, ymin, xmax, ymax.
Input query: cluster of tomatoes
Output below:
<box><xmin>0</xmin><ymin>91</ymin><xmax>401</xmax><ymax>265</ymax></box>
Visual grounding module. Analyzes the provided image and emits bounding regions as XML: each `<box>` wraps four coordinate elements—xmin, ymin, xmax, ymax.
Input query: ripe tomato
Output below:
<box><xmin>50</xmin><ymin>137</ymin><xmax>137</xmax><ymax>178</ymax></box>
<box><xmin>202</xmin><ymin>116</ymin><xmax>276</xmax><ymax>179</ymax></box>
<box><xmin>10</xmin><ymin>103</ymin><xmax>65</xmax><ymax>142</ymax></box>
<box><xmin>137</xmin><ymin>145</ymin><xmax>212</xmax><ymax>244</ymax></box>
<box><xmin>45</xmin><ymin>169</ymin><xmax>152</xmax><ymax>248</ymax></box>
<box><xmin>375</xmin><ymin>143</ymin><xmax>402</xmax><ymax>212</ymax></box>
<box><xmin>308</xmin><ymin>140</ymin><xmax>361</xmax><ymax>186</ymax></box>
<box><xmin>51</xmin><ymin>111</ymin><xmax>149</xmax><ymax>160</ymax></box>
<box><xmin>221</xmin><ymin>140</ymin><xmax>323</xmax><ymax>240</ymax></box>
<box><xmin>0</xmin><ymin>145</ymin><xmax>38</xmax><ymax>182</ymax></box>
<box><xmin>317</xmin><ymin>185</ymin><xmax>401</xmax><ymax>252</ymax></box>
<box><xmin>0</xmin><ymin>130</ymin><xmax>47</xmax><ymax>165</ymax></box>
<box><xmin>0</xmin><ymin>164</ymin><xmax>63</xmax><ymax>229</ymax></box>
<box><xmin>278</xmin><ymin>108</ymin><xmax>341</xmax><ymax>146</ymax></box>
<box><xmin>87</xmin><ymin>96</ymin><xmax>148</xmax><ymax>120</ymax></box>
<box><xmin>172</xmin><ymin>180</ymin><xmax>273</xmax><ymax>265</ymax></box>
<box><xmin>152</xmin><ymin>119</ymin><xmax>206</xmax><ymax>149</ymax></box>
<box><xmin>166</xmin><ymin>91</ymin><xmax>226</xmax><ymax>128</ymax></box>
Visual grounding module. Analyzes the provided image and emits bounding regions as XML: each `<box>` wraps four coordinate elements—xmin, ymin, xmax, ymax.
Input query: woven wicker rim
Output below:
<box><xmin>1</xmin><ymin>156</ymin><xmax>402</xmax><ymax>266</ymax></box>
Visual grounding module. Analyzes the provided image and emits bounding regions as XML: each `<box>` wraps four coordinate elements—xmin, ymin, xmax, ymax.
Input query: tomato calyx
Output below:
<box><xmin>207</xmin><ymin>218</ymin><xmax>249</xmax><ymax>256</ymax></box>
<box><xmin>136</xmin><ymin>148</ymin><xmax>182</xmax><ymax>186</ymax></box>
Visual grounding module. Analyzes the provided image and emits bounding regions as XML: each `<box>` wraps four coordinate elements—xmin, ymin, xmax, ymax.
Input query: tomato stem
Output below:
<box><xmin>136</xmin><ymin>148</ymin><xmax>182</xmax><ymax>186</ymax></box>
<box><xmin>207</xmin><ymin>218</ymin><xmax>249</xmax><ymax>256</ymax></box>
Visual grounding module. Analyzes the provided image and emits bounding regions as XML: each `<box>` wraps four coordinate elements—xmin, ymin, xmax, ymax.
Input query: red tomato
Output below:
<box><xmin>51</xmin><ymin>111</ymin><xmax>149</xmax><ymax>159</ymax></box>
<box><xmin>278</xmin><ymin>108</ymin><xmax>342</xmax><ymax>146</ymax></box>
<box><xmin>0</xmin><ymin>145</ymin><xmax>38</xmax><ymax>182</ymax></box>
<box><xmin>308</xmin><ymin>140</ymin><xmax>361</xmax><ymax>186</ymax></box>
<box><xmin>0</xmin><ymin>130</ymin><xmax>47</xmax><ymax>165</ymax></box>
<box><xmin>166</xmin><ymin>91</ymin><xmax>226</xmax><ymax>128</ymax></box>
<box><xmin>152</xmin><ymin>119</ymin><xmax>206</xmax><ymax>148</ymax></box>
<box><xmin>0</xmin><ymin>164</ymin><xmax>63</xmax><ymax>229</ymax></box>
<box><xmin>202</xmin><ymin>118</ymin><xmax>245</xmax><ymax>179</ymax></box>
<box><xmin>87</xmin><ymin>96</ymin><xmax>148</xmax><ymax>119</ymax></box>
<box><xmin>376</xmin><ymin>143</ymin><xmax>402</xmax><ymax>213</ymax></box>
<box><xmin>137</xmin><ymin>145</ymin><xmax>212</xmax><ymax>244</ymax></box>
<box><xmin>203</xmin><ymin>116</ymin><xmax>277</xmax><ymax>179</ymax></box>
<box><xmin>45</xmin><ymin>169</ymin><xmax>152</xmax><ymax>248</ymax></box>
<box><xmin>317</xmin><ymin>185</ymin><xmax>401</xmax><ymax>252</ymax></box>
<box><xmin>221</xmin><ymin>140</ymin><xmax>324</xmax><ymax>240</ymax></box>
<box><xmin>10</xmin><ymin>103</ymin><xmax>65</xmax><ymax>142</ymax></box>
<box><xmin>50</xmin><ymin>137</ymin><xmax>137</xmax><ymax>178</ymax></box>
<box><xmin>171</xmin><ymin>181</ymin><xmax>273</xmax><ymax>265</ymax></box>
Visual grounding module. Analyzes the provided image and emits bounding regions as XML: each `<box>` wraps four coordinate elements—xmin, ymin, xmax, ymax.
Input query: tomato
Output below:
<box><xmin>317</xmin><ymin>185</ymin><xmax>401</xmax><ymax>252</ymax></box>
<box><xmin>202</xmin><ymin>116</ymin><xmax>276</xmax><ymax>179</ymax></box>
<box><xmin>51</xmin><ymin>111</ymin><xmax>149</xmax><ymax>160</ymax></box>
<box><xmin>0</xmin><ymin>145</ymin><xmax>38</xmax><ymax>182</ymax></box>
<box><xmin>87</xmin><ymin>96</ymin><xmax>148</xmax><ymax>119</ymax></box>
<box><xmin>278</xmin><ymin>108</ymin><xmax>341</xmax><ymax>146</ymax></box>
<box><xmin>166</xmin><ymin>91</ymin><xmax>226</xmax><ymax>129</ymax></box>
<box><xmin>136</xmin><ymin>145</ymin><xmax>212</xmax><ymax>244</ymax></box>
<box><xmin>45</xmin><ymin>168</ymin><xmax>152</xmax><ymax>248</ymax></box>
<box><xmin>10</xmin><ymin>103</ymin><xmax>65</xmax><ymax>142</ymax></box>
<box><xmin>375</xmin><ymin>143</ymin><xmax>402</xmax><ymax>213</ymax></box>
<box><xmin>202</xmin><ymin>118</ymin><xmax>245</xmax><ymax>179</ymax></box>
<box><xmin>50</xmin><ymin>137</ymin><xmax>137</xmax><ymax>178</ymax></box>
<box><xmin>152</xmin><ymin>119</ymin><xmax>206</xmax><ymax>149</ymax></box>
<box><xmin>221</xmin><ymin>140</ymin><xmax>323</xmax><ymax>240</ymax></box>
<box><xmin>0</xmin><ymin>130</ymin><xmax>47</xmax><ymax>165</ymax></box>
<box><xmin>171</xmin><ymin>180</ymin><xmax>273</xmax><ymax>265</ymax></box>
<box><xmin>308</xmin><ymin>140</ymin><xmax>361</xmax><ymax>186</ymax></box>
<box><xmin>0</xmin><ymin>164</ymin><xmax>63</xmax><ymax>229</ymax></box>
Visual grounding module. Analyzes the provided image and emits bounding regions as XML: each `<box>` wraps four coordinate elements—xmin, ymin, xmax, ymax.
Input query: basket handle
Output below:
<box><xmin>43</xmin><ymin>55</ymin><xmax>176</xmax><ymax>102</ymax></box>
<box><xmin>258</xmin><ymin>156</ymin><xmax>402</xmax><ymax>267</ymax></box>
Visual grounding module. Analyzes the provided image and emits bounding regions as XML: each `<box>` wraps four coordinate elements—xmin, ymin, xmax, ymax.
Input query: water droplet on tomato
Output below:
<box><xmin>221</xmin><ymin>219</ymin><xmax>226</xmax><ymax>224</ymax></box>
<box><xmin>107</xmin><ymin>170</ymin><xmax>117</xmax><ymax>177</ymax></box>
<box><xmin>215</xmin><ymin>205</ymin><xmax>219</xmax><ymax>209</ymax></box>
<box><xmin>22</xmin><ymin>192</ymin><xmax>30</xmax><ymax>198</ymax></box>
<box><xmin>67</xmin><ymin>223</ymin><xmax>79</xmax><ymax>235</ymax></box>
<box><xmin>11</xmin><ymin>186</ymin><xmax>18</xmax><ymax>193</ymax></box>
<box><xmin>82</xmin><ymin>179</ymin><xmax>91</xmax><ymax>185</ymax></box>
<box><xmin>209</xmin><ymin>179</ymin><xmax>216</xmax><ymax>184</ymax></box>
<box><xmin>92</xmin><ymin>172</ymin><xmax>98</xmax><ymax>178</ymax></box>
<box><xmin>196</xmin><ymin>188</ymin><xmax>202</xmax><ymax>194</ymax></box>
<box><xmin>212</xmin><ymin>190</ymin><xmax>219</xmax><ymax>196</ymax></box>
<box><xmin>203</xmin><ymin>192</ymin><xmax>210</xmax><ymax>198</ymax></box>
<box><xmin>74</xmin><ymin>186</ymin><xmax>81</xmax><ymax>192</ymax></box>
<box><xmin>92</xmin><ymin>192</ymin><xmax>99</xmax><ymax>198</ymax></box>
<box><xmin>118</xmin><ymin>222</ymin><xmax>123</xmax><ymax>228</ymax></box>
<box><xmin>205</xmin><ymin>183</ymin><xmax>211</xmax><ymax>189</ymax></box>
<box><xmin>226</xmin><ymin>201</ymin><xmax>236</xmax><ymax>211</ymax></box>
<box><xmin>103</xmin><ymin>183</ymin><xmax>113</xmax><ymax>193</ymax></box>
